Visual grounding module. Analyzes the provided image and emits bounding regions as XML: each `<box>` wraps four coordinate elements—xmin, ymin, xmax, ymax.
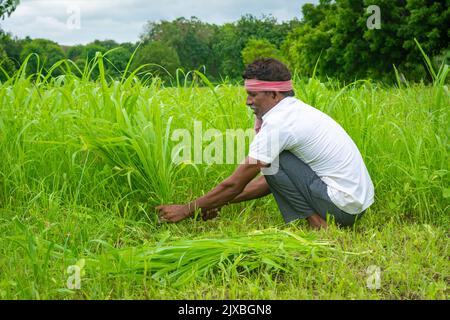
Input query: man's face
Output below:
<box><xmin>246</xmin><ymin>91</ymin><xmax>274</xmax><ymax>119</ymax></box>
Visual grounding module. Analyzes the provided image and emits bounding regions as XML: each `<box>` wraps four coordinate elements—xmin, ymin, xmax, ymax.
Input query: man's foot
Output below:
<box><xmin>307</xmin><ymin>213</ymin><xmax>328</xmax><ymax>230</ymax></box>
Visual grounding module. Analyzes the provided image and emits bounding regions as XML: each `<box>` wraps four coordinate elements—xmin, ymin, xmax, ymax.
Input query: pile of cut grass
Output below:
<box><xmin>88</xmin><ymin>228</ymin><xmax>360</xmax><ymax>288</ymax></box>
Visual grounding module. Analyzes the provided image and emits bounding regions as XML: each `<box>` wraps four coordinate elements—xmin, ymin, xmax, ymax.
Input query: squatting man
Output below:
<box><xmin>157</xmin><ymin>58</ymin><xmax>374</xmax><ymax>229</ymax></box>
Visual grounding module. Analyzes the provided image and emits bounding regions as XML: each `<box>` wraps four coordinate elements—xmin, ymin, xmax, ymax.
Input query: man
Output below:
<box><xmin>156</xmin><ymin>58</ymin><xmax>374</xmax><ymax>229</ymax></box>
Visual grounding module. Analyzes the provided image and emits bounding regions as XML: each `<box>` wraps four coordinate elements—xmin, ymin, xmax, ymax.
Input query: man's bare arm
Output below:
<box><xmin>199</xmin><ymin>175</ymin><xmax>270</xmax><ymax>220</ymax></box>
<box><xmin>156</xmin><ymin>157</ymin><xmax>267</xmax><ymax>222</ymax></box>
<box><xmin>229</xmin><ymin>175</ymin><xmax>271</xmax><ymax>204</ymax></box>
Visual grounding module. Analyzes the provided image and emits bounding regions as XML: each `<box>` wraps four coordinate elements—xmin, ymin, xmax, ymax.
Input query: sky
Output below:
<box><xmin>0</xmin><ymin>0</ymin><xmax>319</xmax><ymax>46</ymax></box>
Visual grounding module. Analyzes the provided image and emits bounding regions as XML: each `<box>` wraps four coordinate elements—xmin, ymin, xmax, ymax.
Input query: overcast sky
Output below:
<box><xmin>0</xmin><ymin>0</ymin><xmax>319</xmax><ymax>46</ymax></box>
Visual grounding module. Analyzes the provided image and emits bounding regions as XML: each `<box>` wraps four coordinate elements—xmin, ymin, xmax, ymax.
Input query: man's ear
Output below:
<box><xmin>274</xmin><ymin>91</ymin><xmax>284</xmax><ymax>100</ymax></box>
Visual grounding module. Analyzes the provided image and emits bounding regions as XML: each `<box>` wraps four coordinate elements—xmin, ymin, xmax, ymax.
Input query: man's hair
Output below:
<box><xmin>242</xmin><ymin>58</ymin><xmax>295</xmax><ymax>97</ymax></box>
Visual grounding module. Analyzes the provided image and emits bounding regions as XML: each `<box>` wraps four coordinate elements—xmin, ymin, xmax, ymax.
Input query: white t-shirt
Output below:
<box><xmin>248</xmin><ymin>96</ymin><xmax>374</xmax><ymax>214</ymax></box>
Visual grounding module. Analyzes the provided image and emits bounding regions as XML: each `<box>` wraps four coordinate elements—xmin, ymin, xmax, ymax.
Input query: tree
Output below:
<box><xmin>104</xmin><ymin>46</ymin><xmax>132</xmax><ymax>78</ymax></box>
<box><xmin>82</xmin><ymin>43</ymin><xmax>107</xmax><ymax>61</ymax></box>
<box><xmin>242</xmin><ymin>38</ymin><xmax>286</xmax><ymax>66</ymax></box>
<box><xmin>20</xmin><ymin>38</ymin><xmax>66</xmax><ymax>75</ymax></box>
<box><xmin>0</xmin><ymin>44</ymin><xmax>15</xmax><ymax>80</ymax></box>
<box><xmin>210</xmin><ymin>23</ymin><xmax>240</xmax><ymax>79</ymax></box>
<box><xmin>119</xmin><ymin>42</ymin><xmax>137</xmax><ymax>53</ymax></box>
<box><xmin>399</xmin><ymin>0</ymin><xmax>450</xmax><ymax>56</ymax></box>
<box><xmin>92</xmin><ymin>39</ymin><xmax>119</xmax><ymax>50</ymax></box>
<box><xmin>364</xmin><ymin>0</ymin><xmax>450</xmax><ymax>80</ymax></box>
<box><xmin>139</xmin><ymin>15</ymin><xmax>298</xmax><ymax>80</ymax></box>
<box><xmin>0</xmin><ymin>0</ymin><xmax>19</xmax><ymax>20</ymax></box>
<box><xmin>281</xmin><ymin>0</ymin><xmax>337</xmax><ymax>78</ymax></box>
<box><xmin>67</xmin><ymin>44</ymin><xmax>85</xmax><ymax>61</ymax></box>
<box><xmin>212</xmin><ymin>14</ymin><xmax>296</xmax><ymax>80</ymax></box>
<box><xmin>66</xmin><ymin>41</ymin><xmax>134</xmax><ymax>79</ymax></box>
<box><xmin>141</xmin><ymin>17</ymin><xmax>217</xmax><ymax>76</ymax></box>
<box><xmin>282</xmin><ymin>0</ymin><xmax>450</xmax><ymax>82</ymax></box>
<box><xmin>131</xmin><ymin>41</ymin><xmax>180</xmax><ymax>81</ymax></box>
<box><xmin>326</xmin><ymin>0</ymin><xmax>371</xmax><ymax>80</ymax></box>
<box><xmin>0</xmin><ymin>30</ymin><xmax>26</xmax><ymax>69</ymax></box>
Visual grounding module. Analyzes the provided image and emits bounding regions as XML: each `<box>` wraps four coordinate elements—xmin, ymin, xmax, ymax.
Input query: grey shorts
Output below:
<box><xmin>264</xmin><ymin>151</ymin><xmax>365</xmax><ymax>227</ymax></box>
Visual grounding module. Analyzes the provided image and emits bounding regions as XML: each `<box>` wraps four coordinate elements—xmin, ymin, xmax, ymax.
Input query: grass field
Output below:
<box><xmin>0</xmin><ymin>55</ymin><xmax>448</xmax><ymax>299</ymax></box>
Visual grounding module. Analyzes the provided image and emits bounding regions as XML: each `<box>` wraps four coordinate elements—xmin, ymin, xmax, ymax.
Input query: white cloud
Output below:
<box><xmin>0</xmin><ymin>0</ymin><xmax>317</xmax><ymax>45</ymax></box>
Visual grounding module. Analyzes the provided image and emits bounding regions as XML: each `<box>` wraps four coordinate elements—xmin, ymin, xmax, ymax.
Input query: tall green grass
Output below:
<box><xmin>0</xmin><ymin>50</ymin><xmax>448</xmax><ymax>299</ymax></box>
<box><xmin>1</xmin><ymin>51</ymin><xmax>447</xmax><ymax>221</ymax></box>
<box><xmin>0</xmin><ymin>51</ymin><xmax>448</xmax><ymax>220</ymax></box>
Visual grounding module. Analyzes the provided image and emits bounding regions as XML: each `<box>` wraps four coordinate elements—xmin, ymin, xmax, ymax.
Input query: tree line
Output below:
<box><xmin>0</xmin><ymin>0</ymin><xmax>448</xmax><ymax>83</ymax></box>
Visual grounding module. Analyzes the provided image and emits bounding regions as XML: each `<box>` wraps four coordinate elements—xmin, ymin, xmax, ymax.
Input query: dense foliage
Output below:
<box><xmin>0</xmin><ymin>55</ymin><xmax>447</xmax><ymax>298</ymax></box>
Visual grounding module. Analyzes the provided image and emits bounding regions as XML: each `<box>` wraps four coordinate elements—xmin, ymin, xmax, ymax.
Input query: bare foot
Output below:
<box><xmin>307</xmin><ymin>213</ymin><xmax>328</xmax><ymax>230</ymax></box>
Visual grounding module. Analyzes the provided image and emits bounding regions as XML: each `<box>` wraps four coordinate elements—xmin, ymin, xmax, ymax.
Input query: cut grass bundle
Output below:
<box><xmin>90</xmin><ymin>228</ymin><xmax>362</xmax><ymax>288</ymax></box>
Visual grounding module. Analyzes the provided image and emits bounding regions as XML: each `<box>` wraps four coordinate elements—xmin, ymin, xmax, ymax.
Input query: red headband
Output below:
<box><xmin>244</xmin><ymin>79</ymin><xmax>293</xmax><ymax>92</ymax></box>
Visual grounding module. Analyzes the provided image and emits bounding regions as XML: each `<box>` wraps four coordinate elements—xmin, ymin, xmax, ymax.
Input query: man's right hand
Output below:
<box><xmin>156</xmin><ymin>204</ymin><xmax>191</xmax><ymax>223</ymax></box>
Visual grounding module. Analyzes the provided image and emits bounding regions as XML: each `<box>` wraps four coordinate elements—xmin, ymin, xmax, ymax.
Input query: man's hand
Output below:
<box><xmin>156</xmin><ymin>204</ymin><xmax>221</xmax><ymax>223</ymax></box>
<box><xmin>156</xmin><ymin>204</ymin><xmax>191</xmax><ymax>223</ymax></box>
<box><xmin>201</xmin><ymin>207</ymin><xmax>221</xmax><ymax>221</ymax></box>
<box><xmin>156</xmin><ymin>156</ymin><xmax>265</xmax><ymax>224</ymax></box>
